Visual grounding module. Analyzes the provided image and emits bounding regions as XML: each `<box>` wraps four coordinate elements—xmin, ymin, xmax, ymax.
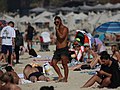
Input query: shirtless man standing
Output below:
<box><xmin>51</xmin><ymin>16</ymin><xmax>69</xmax><ymax>82</ymax></box>
<box><xmin>23</xmin><ymin>64</ymin><xmax>50</xmax><ymax>83</ymax></box>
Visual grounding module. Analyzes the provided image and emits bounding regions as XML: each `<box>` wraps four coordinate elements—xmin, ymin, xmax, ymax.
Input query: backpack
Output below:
<box><xmin>29</xmin><ymin>48</ymin><xmax>37</xmax><ymax>57</ymax></box>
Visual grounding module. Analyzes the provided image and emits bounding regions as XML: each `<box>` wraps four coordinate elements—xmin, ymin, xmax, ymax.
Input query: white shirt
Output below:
<box><xmin>0</xmin><ymin>26</ymin><xmax>15</xmax><ymax>45</ymax></box>
<box><xmin>41</xmin><ymin>32</ymin><xmax>51</xmax><ymax>43</ymax></box>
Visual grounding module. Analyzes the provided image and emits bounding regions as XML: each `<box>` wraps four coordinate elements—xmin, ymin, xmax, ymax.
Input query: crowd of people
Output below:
<box><xmin>0</xmin><ymin>16</ymin><xmax>120</xmax><ymax>90</ymax></box>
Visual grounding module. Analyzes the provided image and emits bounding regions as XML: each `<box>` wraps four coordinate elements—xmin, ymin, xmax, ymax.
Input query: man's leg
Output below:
<box><xmin>61</xmin><ymin>55</ymin><xmax>69</xmax><ymax>82</ymax></box>
<box><xmin>8</xmin><ymin>46</ymin><xmax>13</xmax><ymax>65</ymax></box>
<box><xmin>15</xmin><ymin>46</ymin><xmax>20</xmax><ymax>63</ymax></box>
<box><xmin>51</xmin><ymin>59</ymin><xmax>63</xmax><ymax>80</ymax></box>
<box><xmin>99</xmin><ymin>77</ymin><xmax>111</xmax><ymax>88</ymax></box>
<box><xmin>82</xmin><ymin>75</ymin><xmax>102</xmax><ymax>88</ymax></box>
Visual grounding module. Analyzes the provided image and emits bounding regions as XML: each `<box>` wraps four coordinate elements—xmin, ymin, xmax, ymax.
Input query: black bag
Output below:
<box><xmin>29</xmin><ymin>48</ymin><xmax>37</xmax><ymax>57</ymax></box>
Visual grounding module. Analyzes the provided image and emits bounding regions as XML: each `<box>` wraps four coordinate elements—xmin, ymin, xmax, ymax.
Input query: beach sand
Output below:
<box><xmin>11</xmin><ymin>45</ymin><xmax>119</xmax><ymax>90</ymax></box>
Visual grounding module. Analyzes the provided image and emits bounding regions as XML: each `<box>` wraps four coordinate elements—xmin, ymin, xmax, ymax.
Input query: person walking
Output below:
<box><xmin>14</xmin><ymin>28</ymin><xmax>23</xmax><ymax>64</ymax></box>
<box><xmin>0</xmin><ymin>21</ymin><xmax>15</xmax><ymax>66</ymax></box>
<box><xmin>25</xmin><ymin>23</ymin><xmax>36</xmax><ymax>50</ymax></box>
<box><xmin>51</xmin><ymin>16</ymin><xmax>69</xmax><ymax>82</ymax></box>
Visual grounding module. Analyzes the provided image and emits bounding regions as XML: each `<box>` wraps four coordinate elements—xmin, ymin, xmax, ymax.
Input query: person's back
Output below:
<box><xmin>27</xmin><ymin>25</ymin><xmax>34</xmax><ymax>35</ymax></box>
<box><xmin>0</xmin><ymin>25</ymin><xmax>15</xmax><ymax>45</ymax></box>
<box><xmin>1</xmin><ymin>82</ymin><xmax>21</xmax><ymax>90</ymax></box>
<box><xmin>8</xmin><ymin>71</ymin><xmax>20</xmax><ymax>84</ymax></box>
<box><xmin>0</xmin><ymin>72</ymin><xmax>21</xmax><ymax>90</ymax></box>
<box><xmin>5</xmin><ymin>66</ymin><xmax>20</xmax><ymax>84</ymax></box>
<box><xmin>15</xmin><ymin>30</ymin><xmax>23</xmax><ymax>47</ymax></box>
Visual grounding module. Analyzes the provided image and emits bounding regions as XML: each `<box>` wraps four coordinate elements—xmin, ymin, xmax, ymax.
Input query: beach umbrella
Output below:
<box><xmin>95</xmin><ymin>22</ymin><xmax>120</xmax><ymax>33</ymax></box>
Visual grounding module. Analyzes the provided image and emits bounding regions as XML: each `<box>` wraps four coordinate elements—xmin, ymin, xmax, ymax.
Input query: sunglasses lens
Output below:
<box><xmin>54</xmin><ymin>21</ymin><xmax>59</xmax><ymax>24</ymax></box>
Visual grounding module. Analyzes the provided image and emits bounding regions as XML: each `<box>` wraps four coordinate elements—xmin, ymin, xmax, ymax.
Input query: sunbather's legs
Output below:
<box><xmin>38</xmin><ymin>75</ymin><xmax>50</xmax><ymax>81</ymax></box>
<box><xmin>89</xmin><ymin>56</ymin><xmax>102</xmax><ymax>68</ymax></box>
<box><xmin>69</xmin><ymin>64</ymin><xmax>82</xmax><ymax>70</ymax></box>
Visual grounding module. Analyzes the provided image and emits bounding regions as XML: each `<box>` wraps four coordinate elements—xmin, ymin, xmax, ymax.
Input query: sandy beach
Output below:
<box><xmin>10</xmin><ymin>44</ymin><xmax>120</xmax><ymax>90</ymax></box>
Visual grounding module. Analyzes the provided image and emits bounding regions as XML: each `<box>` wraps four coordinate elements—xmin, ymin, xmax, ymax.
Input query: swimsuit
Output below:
<box><xmin>28</xmin><ymin>72</ymin><xmax>43</xmax><ymax>80</ymax></box>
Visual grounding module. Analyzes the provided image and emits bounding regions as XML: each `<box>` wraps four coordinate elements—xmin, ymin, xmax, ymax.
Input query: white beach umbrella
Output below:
<box><xmin>19</xmin><ymin>15</ymin><xmax>32</xmax><ymax>23</ymax></box>
<box><xmin>34</xmin><ymin>17</ymin><xmax>51</xmax><ymax>23</ymax></box>
<box><xmin>40</xmin><ymin>11</ymin><xmax>54</xmax><ymax>16</ymax></box>
<box><xmin>108</xmin><ymin>14</ymin><xmax>120</xmax><ymax>22</ymax></box>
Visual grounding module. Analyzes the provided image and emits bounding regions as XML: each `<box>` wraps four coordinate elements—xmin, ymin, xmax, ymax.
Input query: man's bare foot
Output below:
<box><xmin>55</xmin><ymin>78</ymin><xmax>67</xmax><ymax>83</ymax></box>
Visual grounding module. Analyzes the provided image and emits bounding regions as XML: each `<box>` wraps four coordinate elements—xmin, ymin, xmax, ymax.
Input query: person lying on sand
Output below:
<box><xmin>5</xmin><ymin>66</ymin><xmax>20</xmax><ymax>84</ymax></box>
<box><xmin>23</xmin><ymin>64</ymin><xmax>50</xmax><ymax>83</ymax></box>
<box><xmin>0</xmin><ymin>72</ymin><xmax>21</xmax><ymax>90</ymax></box>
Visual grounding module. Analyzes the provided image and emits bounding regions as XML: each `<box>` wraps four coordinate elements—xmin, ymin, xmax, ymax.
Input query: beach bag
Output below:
<box><xmin>43</xmin><ymin>62</ymin><xmax>53</xmax><ymax>75</ymax></box>
<box><xmin>29</xmin><ymin>48</ymin><xmax>37</xmax><ymax>57</ymax></box>
<box><xmin>75</xmin><ymin>31</ymin><xmax>84</xmax><ymax>46</ymax></box>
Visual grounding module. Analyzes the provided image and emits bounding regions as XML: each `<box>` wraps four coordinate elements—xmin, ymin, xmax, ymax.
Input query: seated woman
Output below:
<box><xmin>68</xmin><ymin>41</ymin><xmax>84</xmax><ymax>67</ymax></box>
<box><xmin>82</xmin><ymin>53</ymin><xmax>120</xmax><ymax>88</ymax></box>
<box><xmin>23</xmin><ymin>64</ymin><xmax>50</xmax><ymax>83</ymax></box>
<box><xmin>69</xmin><ymin>43</ymin><xmax>101</xmax><ymax>70</ymax></box>
<box><xmin>111</xmin><ymin>44</ymin><xmax>120</xmax><ymax>63</ymax></box>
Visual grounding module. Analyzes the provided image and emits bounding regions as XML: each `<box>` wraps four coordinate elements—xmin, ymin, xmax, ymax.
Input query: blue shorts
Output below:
<box><xmin>1</xmin><ymin>45</ymin><xmax>12</xmax><ymax>54</ymax></box>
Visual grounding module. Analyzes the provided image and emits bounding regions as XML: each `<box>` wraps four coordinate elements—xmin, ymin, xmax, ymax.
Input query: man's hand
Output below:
<box><xmin>55</xmin><ymin>26</ymin><xmax>59</xmax><ymax>30</ymax></box>
<box><xmin>97</xmin><ymin>70</ymin><xmax>105</xmax><ymax>75</ymax></box>
<box><xmin>97</xmin><ymin>70</ymin><xmax>112</xmax><ymax>77</ymax></box>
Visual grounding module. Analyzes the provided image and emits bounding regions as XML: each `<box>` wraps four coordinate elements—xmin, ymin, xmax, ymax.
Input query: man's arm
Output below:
<box><xmin>23</xmin><ymin>70</ymin><xmax>27</xmax><ymax>80</ymax></box>
<box><xmin>56</xmin><ymin>27</ymin><xmax>68</xmax><ymax>39</ymax></box>
<box><xmin>97</xmin><ymin>70</ymin><xmax>112</xmax><ymax>77</ymax></box>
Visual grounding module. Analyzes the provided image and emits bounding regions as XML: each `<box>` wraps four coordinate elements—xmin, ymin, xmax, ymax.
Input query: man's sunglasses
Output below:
<box><xmin>54</xmin><ymin>21</ymin><xmax>59</xmax><ymax>24</ymax></box>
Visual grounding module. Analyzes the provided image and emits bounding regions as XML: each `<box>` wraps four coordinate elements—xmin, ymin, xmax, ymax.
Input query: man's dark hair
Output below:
<box><xmin>54</xmin><ymin>16</ymin><xmax>61</xmax><ymax>21</ymax></box>
<box><xmin>25</xmin><ymin>64</ymin><xmax>32</xmax><ymax>68</ymax></box>
<box><xmin>8</xmin><ymin>21</ymin><xmax>14</xmax><ymax>26</ymax></box>
<box><xmin>5</xmin><ymin>66</ymin><xmax>14</xmax><ymax>72</ymax></box>
<box><xmin>100</xmin><ymin>53</ymin><xmax>110</xmax><ymax>60</ymax></box>
<box><xmin>40</xmin><ymin>86</ymin><xmax>54</xmax><ymax>90</ymax></box>
<box><xmin>99</xmin><ymin>51</ymin><xmax>108</xmax><ymax>56</ymax></box>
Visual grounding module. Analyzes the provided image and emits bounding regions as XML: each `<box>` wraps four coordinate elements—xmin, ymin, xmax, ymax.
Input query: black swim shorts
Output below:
<box><xmin>28</xmin><ymin>72</ymin><xmax>43</xmax><ymax>80</ymax></box>
<box><xmin>52</xmin><ymin>46</ymin><xmax>69</xmax><ymax>61</ymax></box>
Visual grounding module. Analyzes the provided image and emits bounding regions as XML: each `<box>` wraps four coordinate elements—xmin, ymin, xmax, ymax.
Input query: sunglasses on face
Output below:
<box><xmin>54</xmin><ymin>21</ymin><xmax>59</xmax><ymax>24</ymax></box>
<box><xmin>84</xmin><ymin>46</ymin><xmax>90</xmax><ymax>48</ymax></box>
